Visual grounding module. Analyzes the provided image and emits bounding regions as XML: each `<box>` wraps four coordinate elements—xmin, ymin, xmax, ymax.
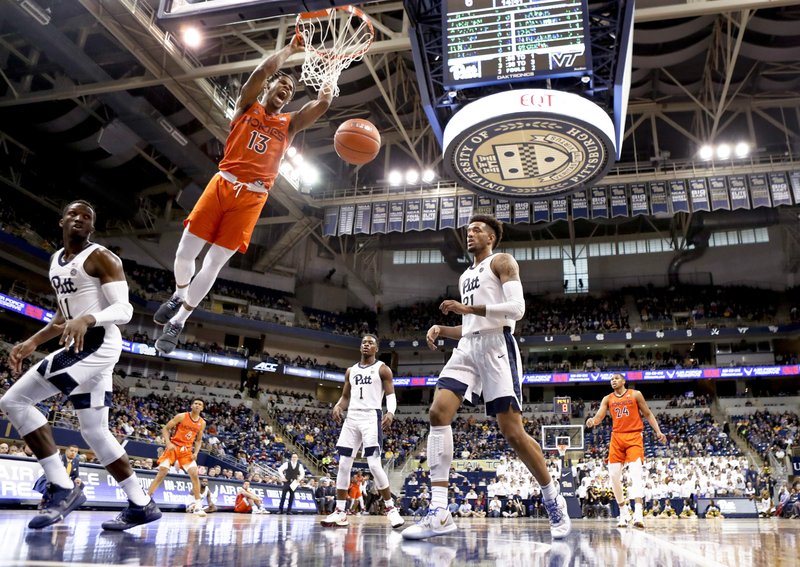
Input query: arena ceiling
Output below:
<box><xmin>1</xmin><ymin>0</ymin><xmax>800</xmax><ymax>282</ymax></box>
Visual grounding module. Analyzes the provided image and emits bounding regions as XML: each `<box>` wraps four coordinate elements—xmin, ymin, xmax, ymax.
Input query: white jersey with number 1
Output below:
<box><xmin>347</xmin><ymin>360</ymin><xmax>385</xmax><ymax>411</ymax></box>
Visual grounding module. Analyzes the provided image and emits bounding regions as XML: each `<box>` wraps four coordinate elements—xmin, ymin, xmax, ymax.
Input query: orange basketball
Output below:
<box><xmin>334</xmin><ymin>119</ymin><xmax>381</xmax><ymax>165</ymax></box>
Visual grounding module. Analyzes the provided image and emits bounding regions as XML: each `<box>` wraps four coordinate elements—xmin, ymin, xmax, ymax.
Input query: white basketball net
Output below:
<box><xmin>296</xmin><ymin>6</ymin><xmax>374</xmax><ymax>98</ymax></box>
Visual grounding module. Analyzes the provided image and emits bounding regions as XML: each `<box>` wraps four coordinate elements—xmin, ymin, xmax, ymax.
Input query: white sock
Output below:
<box><xmin>336</xmin><ymin>499</ymin><xmax>346</xmax><ymax>512</ymax></box>
<box><xmin>119</xmin><ymin>474</ymin><xmax>150</xmax><ymax>506</ymax></box>
<box><xmin>541</xmin><ymin>481</ymin><xmax>558</xmax><ymax>503</ymax></box>
<box><xmin>634</xmin><ymin>502</ymin><xmax>643</xmax><ymax>515</ymax></box>
<box><xmin>195</xmin><ymin>499</ymin><xmax>203</xmax><ymax>509</ymax></box>
<box><xmin>174</xmin><ymin>286</ymin><xmax>188</xmax><ymax>300</ymax></box>
<box><xmin>431</xmin><ymin>486</ymin><xmax>448</xmax><ymax>510</ymax></box>
<box><xmin>385</xmin><ymin>498</ymin><xmax>394</xmax><ymax>509</ymax></box>
<box><xmin>40</xmin><ymin>453</ymin><xmax>74</xmax><ymax>490</ymax></box>
<box><xmin>170</xmin><ymin>305</ymin><xmax>192</xmax><ymax>326</ymax></box>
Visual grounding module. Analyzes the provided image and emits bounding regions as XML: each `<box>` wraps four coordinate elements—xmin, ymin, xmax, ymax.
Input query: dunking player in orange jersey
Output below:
<box><xmin>154</xmin><ymin>34</ymin><xmax>334</xmax><ymax>353</ymax></box>
<box><xmin>148</xmin><ymin>399</ymin><xmax>207</xmax><ymax>516</ymax></box>
<box><xmin>585</xmin><ymin>374</ymin><xmax>666</xmax><ymax>528</ymax></box>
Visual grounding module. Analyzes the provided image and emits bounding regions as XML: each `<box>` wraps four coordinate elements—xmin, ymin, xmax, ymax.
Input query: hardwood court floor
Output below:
<box><xmin>0</xmin><ymin>510</ymin><xmax>797</xmax><ymax>566</ymax></box>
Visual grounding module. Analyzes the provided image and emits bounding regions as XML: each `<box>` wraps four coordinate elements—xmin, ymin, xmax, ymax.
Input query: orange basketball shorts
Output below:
<box><xmin>608</xmin><ymin>431</ymin><xmax>645</xmax><ymax>464</ymax></box>
<box><xmin>234</xmin><ymin>496</ymin><xmax>252</xmax><ymax>513</ymax></box>
<box><xmin>158</xmin><ymin>445</ymin><xmax>196</xmax><ymax>470</ymax></box>
<box><xmin>184</xmin><ymin>173</ymin><xmax>269</xmax><ymax>253</ymax></box>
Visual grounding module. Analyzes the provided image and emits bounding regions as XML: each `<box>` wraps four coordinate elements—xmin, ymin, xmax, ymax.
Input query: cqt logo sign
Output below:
<box><xmin>443</xmin><ymin>89</ymin><xmax>615</xmax><ymax>199</ymax></box>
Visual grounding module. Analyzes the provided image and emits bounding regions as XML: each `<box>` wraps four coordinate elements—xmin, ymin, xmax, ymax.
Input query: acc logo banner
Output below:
<box><xmin>443</xmin><ymin>90</ymin><xmax>615</xmax><ymax>199</ymax></box>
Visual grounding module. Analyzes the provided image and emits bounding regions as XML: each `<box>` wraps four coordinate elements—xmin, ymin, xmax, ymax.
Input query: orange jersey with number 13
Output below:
<box><xmin>608</xmin><ymin>389</ymin><xmax>643</xmax><ymax>433</ymax></box>
<box><xmin>171</xmin><ymin>413</ymin><xmax>205</xmax><ymax>448</ymax></box>
<box><xmin>218</xmin><ymin>102</ymin><xmax>292</xmax><ymax>187</ymax></box>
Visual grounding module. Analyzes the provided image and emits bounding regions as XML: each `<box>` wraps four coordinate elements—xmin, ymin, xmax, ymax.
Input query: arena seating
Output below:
<box><xmin>300</xmin><ymin>307</ymin><xmax>377</xmax><ymax>336</ymax></box>
<box><xmin>731</xmin><ymin>410</ymin><xmax>799</xmax><ymax>459</ymax></box>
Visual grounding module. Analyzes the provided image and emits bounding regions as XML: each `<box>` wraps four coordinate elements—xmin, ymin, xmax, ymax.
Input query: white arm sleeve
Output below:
<box><xmin>484</xmin><ymin>280</ymin><xmax>525</xmax><ymax>321</ymax></box>
<box><xmin>386</xmin><ymin>393</ymin><xmax>397</xmax><ymax>414</ymax></box>
<box><xmin>91</xmin><ymin>281</ymin><xmax>133</xmax><ymax>326</ymax></box>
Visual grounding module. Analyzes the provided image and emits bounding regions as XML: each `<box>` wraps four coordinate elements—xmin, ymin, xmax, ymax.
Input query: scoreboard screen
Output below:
<box><xmin>443</xmin><ymin>0</ymin><xmax>591</xmax><ymax>89</ymax></box>
<box><xmin>553</xmin><ymin>396</ymin><xmax>571</xmax><ymax>415</ymax></box>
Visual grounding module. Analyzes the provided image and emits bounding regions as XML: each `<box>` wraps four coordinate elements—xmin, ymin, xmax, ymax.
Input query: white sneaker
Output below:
<box><xmin>387</xmin><ymin>506</ymin><xmax>405</xmax><ymax>528</ymax></box>
<box><xmin>402</xmin><ymin>507</ymin><xmax>457</xmax><ymax>540</ymax></box>
<box><xmin>251</xmin><ymin>507</ymin><xmax>259</xmax><ymax>515</ymax></box>
<box><xmin>544</xmin><ymin>495</ymin><xmax>571</xmax><ymax>539</ymax></box>
<box><xmin>259</xmin><ymin>508</ymin><xmax>271</xmax><ymax>515</ymax></box>
<box><xmin>617</xmin><ymin>505</ymin><xmax>631</xmax><ymax>527</ymax></box>
<box><xmin>632</xmin><ymin>512</ymin><xmax>645</xmax><ymax>529</ymax></box>
<box><xmin>193</xmin><ymin>507</ymin><xmax>207</xmax><ymax>517</ymax></box>
<box><xmin>321</xmin><ymin>509</ymin><xmax>348</xmax><ymax>527</ymax></box>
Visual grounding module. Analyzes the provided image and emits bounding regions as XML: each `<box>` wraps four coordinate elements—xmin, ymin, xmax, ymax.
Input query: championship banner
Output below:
<box><xmin>457</xmin><ymin>195</ymin><xmax>474</xmax><ymax>227</ymax></box>
<box><xmin>422</xmin><ymin>198</ymin><xmax>439</xmax><ymax>230</ymax></box>
<box><xmin>708</xmin><ymin>176</ymin><xmax>731</xmax><ymax>210</ymax></box>
<box><xmin>790</xmin><ymin>172</ymin><xmax>800</xmax><ymax>204</ymax></box>
<box><xmin>533</xmin><ymin>200</ymin><xmax>549</xmax><ymax>223</ymax></box>
<box><xmin>728</xmin><ymin>175</ymin><xmax>750</xmax><ymax>210</ymax></box>
<box><xmin>514</xmin><ymin>200</ymin><xmax>531</xmax><ymax>224</ymax></box>
<box><xmin>388</xmin><ymin>200</ymin><xmax>405</xmax><ymax>233</ymax></box>
<box><xmin>748</xmin><ymin>173</ymin><xmax>771</xmax><ymax>208</ymax></box>
<box><xmin>439</xmin><ymin>196</ymin><xmax>456</xmax><ymax>230</ymax></box>
<box><xmin>649</xmin><ymin>181</ymin><xmax>669</xmax><ymax>215</ymax></box>
<box><xmin>551</xmin><ymin>197</ymin><xmax>568</xmax><ymax>221</ymax></box>
<box><xmin>323</xmin><ymin>207</ymin><xmax>338</xmax><ymax>237</ymax></box>
<box><xmin>688</xmin><ymin>178</ymin><xmax>710</xmax><ymax>212</ymax></box>
<box><xmin>371</xmin><ymin>202</ymin><xmax>388</xmax><ymax>234</ymax></box>
<box><xmin>354</xmin><ymin>203</ymin><xmax>372</xmax><ymax>234</ymax></box>
<box><xmin>768</xmin><ymin>172</ymin><xmax>792</xmax><ymax>207</ymax></box>
<box><xmin>476</xmin><ymin>195</ymin><xmax>494</xmax><ymax>215</ymax></box>
<box><xmin>629</xmin><ymin>183</ymin><xmax>649</xmax><ymax>216</ymax></box>
<box><xmin>337</xmin><ymin>204</ymin><xmax>355</xmax><ymax>235</ymax></box>
<box><xmin>668</xmin><ymin>180</ymin><xmax>690</xmax><ymax>213</ymax></box>
<box><xmin>571</xmin><ymin>190</ymin><xmax>589</xmax><ymax>219</ymax></box>
<box><xmin>404</xmin><ymin>199</ymin><xmax>422</xmax><ymax>231</ymax></box>
<box><xmin>610</xmin><ymin>184</ymin><xmax>628</xmax><ymax>217</ymax></box>
<box><xmin>495</xmin><ymin>199</ymin><xmax>511</xmax><ymax>223</ymax></box>
<box><xmin>590</xmin><ymin>186</ymin><xmax>609</xmax><ymax>218</ymax></box>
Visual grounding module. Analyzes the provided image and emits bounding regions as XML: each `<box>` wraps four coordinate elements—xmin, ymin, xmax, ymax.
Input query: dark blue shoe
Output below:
<box><xmin>153</xmin><ymin>296</ymin><xmax>183</xmax><ymax>325</ymax></box>
<box><xmin>102</xmin><ymin>499</ymin><xmax>162</xmax><ymax>531</ymax></box>
<box><xmin>28</xmin><ymin>482</ymin><xmax>86</xmax><ymax>529</ymax></box>
<box><xmin>155</xmin><ymin>322</ymin><xmax>182</xmax><ymax>354</ymax></box>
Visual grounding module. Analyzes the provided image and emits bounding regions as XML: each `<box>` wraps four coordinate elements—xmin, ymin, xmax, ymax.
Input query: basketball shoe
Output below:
<box><xmin>28</xmin><ymin>482</ymin><xmax>86</xmax><ymax>529</ymax></box>
<box><xmin>155</xmin><ymin>322</ymin><xmax>182</xmax><ymax>354</ymax></box>
<box><xmin>386</xmin><ymin>506</ymin><xmax>405</xmax><ymax>528</ymax></box>
<box><xmin>154</xmin><ymin>296</ymin><xmax>183</xmax><ymax>325</ymax></box>
<box><xmin>617</xmin><ymin>505</ymin><xmax>631</xmax><ymax>527</ymax></box>
<box><xmin>102</xmin><ymin>499</ymin><xmax>162</xmax><ymax>531</ymax></box>
<box><xmin>193</xmin><ymin>506</ymin><xmax>207</xmax><ymax>517</ymax></box>
<box><xmin>402</xmin><ymin>507</ymin><xmax>457</xmax><ymax>540</ymax></box>
<box><xmin>544</xmin><ymin>495</ymin><xmax>571</xmax><ymax>539</ymax></box>
<box><xmin>632</xmin><ymin>510</ymin><xmax>645</xmax><ymax>529</ymax></box>
<box><xmin>321</xmin><ymin>509</ymin><xmax>348</xmax><ymax>527</ymax></box>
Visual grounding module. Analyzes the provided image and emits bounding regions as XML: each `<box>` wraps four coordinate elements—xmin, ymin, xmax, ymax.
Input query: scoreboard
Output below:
<box><xmin>443</xmin><ymin>0</ymin><xmax>591</xmax><ymax>89</ymax></box>
<box><xmin>553</xmin><ymin>396</ymin><xmax>571</xmax><ymax>415</ymax></box>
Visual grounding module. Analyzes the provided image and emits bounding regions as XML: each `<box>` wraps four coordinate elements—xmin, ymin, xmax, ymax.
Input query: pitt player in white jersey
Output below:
<box><xmin>322</xmin><ymin>334</ymin><xmax>404</xmax><ymax>529</ymax></box>
<box><xmin>403</xmin><ymin>214</ymin><xmax>570</xmax><ymax>541</ymax></box>
<box><xmin>2</xmin><ymin>200</ymin><xmax>161</xmax><ymax>531</ymax></box>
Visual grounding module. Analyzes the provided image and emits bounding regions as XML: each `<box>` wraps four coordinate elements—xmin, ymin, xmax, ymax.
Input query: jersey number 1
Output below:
<box><xmin>359</xmin><ymin>387</ymin><xmax>364</xmax><ymax>400</ymax></box>
<box><xmin>59</xmin><ymin>298</ymin><xmax>73</xmax><ymax>320</ymax></box>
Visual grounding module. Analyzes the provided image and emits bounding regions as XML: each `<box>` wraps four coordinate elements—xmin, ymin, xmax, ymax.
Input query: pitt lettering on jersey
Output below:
<box><xmin>353</xmin><ymin>374</ymin><xmax>373</xmax><ymax>385</ymax></box>
<box><xmin>462</xmin><ymin>276</ymin><xmax>480</xmax><ymax>294</ymax></box>
<box><xmin>242</xmin><ymin>116</ymin><xmax>288</xmax><ymax>143</ymax></box>
<box><xmin>50</xmin><ymin>276</ymin><xmax>77</xmax><ymax>295</ymax></box>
